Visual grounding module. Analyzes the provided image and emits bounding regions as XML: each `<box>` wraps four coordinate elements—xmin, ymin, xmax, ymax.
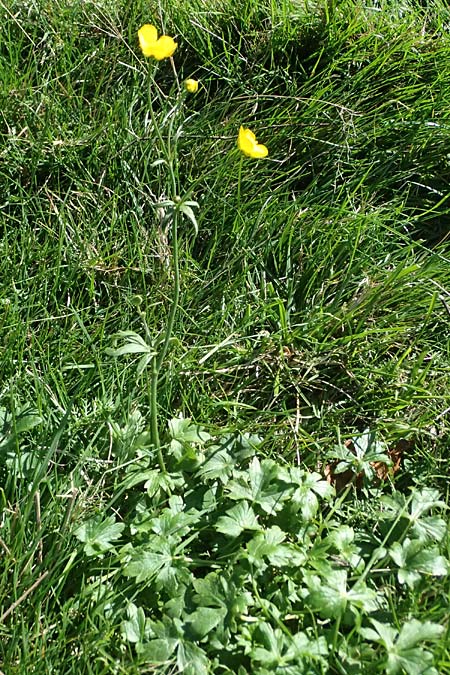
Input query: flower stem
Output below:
<box><xmin>156</xmin><ymin>209</ymin><xmax>179</xmax><ymax>372</ymax></box>
<box><xmin>143</xmin><ymin>64</ymin><xmax>181</xmax><ymax>470</ymax></box>
<box><xmin>149</xmin><ymin>356</ymin><xmax>164</xmax><ymax>471</ymax></box>
<box><xmin>149</xmin><ymin>207</ymin><xmax>179</xmax><ymax>470</ymax></box>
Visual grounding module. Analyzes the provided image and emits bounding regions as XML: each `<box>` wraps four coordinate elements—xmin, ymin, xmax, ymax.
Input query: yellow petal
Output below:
<box><xmin>237</xmin><ymin>126</ymin><xmax>254</xmax><ymax>155</ymax></box>
<box><xmin>138</xmin><ymin>24</ymin><xmax>158</xmax><ymax>57</ymax></box>
<box><xmin>251</xmin><ymin>143</ymin><xmax>268</xmax><ymax>158</ymax></box>
<box><xmin>237</xmin><ymin>126</ymin><xmax>268</xmax><ymax>158</ymax></box>
<box><xmin>244</xmin><ymin>128</ymin><xmax>256</xmax><ymax>143</ymax></box>
<box><xmin>151</xmin><ymin>35</ymin><xmax>177</xmax><ymax>60</ymax></box>
<box><xmin>184</xmin><ymin>78</ymin><xmax>199</xmax><ymax>93</ymax></box>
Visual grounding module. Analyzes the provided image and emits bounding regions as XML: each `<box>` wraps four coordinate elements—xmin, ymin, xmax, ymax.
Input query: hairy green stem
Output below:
<box><xmin>143</xmin><ymin>64</ymin><xmax>181</xmax><ymax>469</ymax></box>
<box><xmin>156</xmin><ymin>209</ymin><xmax>179</xmax><ymax>372</ymax></box>
<box><xmin>149</xmin><ymin>208</ymin><xmax>179</xmax><ymax>469</ymax></box>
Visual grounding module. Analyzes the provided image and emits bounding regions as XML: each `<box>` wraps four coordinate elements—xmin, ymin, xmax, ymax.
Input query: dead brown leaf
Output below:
<box><xmin>325</xmin><ymin>438</ymin><xmax>411</xmax><ymax>491</ymax></box>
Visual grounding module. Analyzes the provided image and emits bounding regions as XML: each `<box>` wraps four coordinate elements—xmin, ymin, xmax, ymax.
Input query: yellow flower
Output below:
<box><xmin>138</xmin><ymin>24</ymin><xmax>177</xmax><ymax>60</ymax></box>
<box><xmin>184</xmin><ymin>78</ymin><xmax>199</xmax><ymax>93</ymax></box>
<box><xmin>237</xmin><ymin>126</ymin><xmax>268</xmax><ymax>158</ymax></box>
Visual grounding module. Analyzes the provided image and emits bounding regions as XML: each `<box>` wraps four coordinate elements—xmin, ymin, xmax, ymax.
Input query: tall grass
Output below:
<box><xmin>1</xmin><ymin>0</ymin><xmax>449</xmax><ymax>672</ymax></box>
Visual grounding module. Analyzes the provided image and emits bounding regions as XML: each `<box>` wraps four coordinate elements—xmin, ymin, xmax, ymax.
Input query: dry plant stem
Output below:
<box><xmin>0</xmin><ymin>570</ymin><xmax>49</xmax><ymax>623</ymax></box>
<box><xmin>34</xmin><ymin>490</ymin><xmax>43</xmax><ymax>564</ymax></box>
<box><xmin>0</xmin><ymin>537</ymin><xmax>11</xmax><ymax>556</ymax></box>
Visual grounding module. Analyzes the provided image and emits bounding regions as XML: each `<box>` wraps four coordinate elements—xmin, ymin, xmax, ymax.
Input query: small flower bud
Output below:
<box><xmin>184</xmin><ymin>78</ymin><xmax>199</xmax><ymax>93</ymax></box>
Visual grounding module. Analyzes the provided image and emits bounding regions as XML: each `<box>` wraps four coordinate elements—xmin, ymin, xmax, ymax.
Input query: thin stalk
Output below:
<box><xmin>156</xmin><ymin>208</ymin><xmax>179</xmax><ymax>372</ymax></box>
<box><xmin>142</xmin><ymin>64</ymin><xmax>181</xmax><ymax>468</ymax></box>
<box><xmin>149</xmin><ymin>208</ymin><xmax>179</xmax><ymax>470</ymax></box>
<box><xmin>150</xmin><ymin>355</ymin><xmax>164</xmax><ymax>470</ymax></box>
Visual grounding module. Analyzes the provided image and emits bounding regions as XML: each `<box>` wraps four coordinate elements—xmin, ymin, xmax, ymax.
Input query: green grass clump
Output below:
<box><xmin>1</xmin><ymin>0</ymin><xmax>450</xmax><ymax>672</ymax></box>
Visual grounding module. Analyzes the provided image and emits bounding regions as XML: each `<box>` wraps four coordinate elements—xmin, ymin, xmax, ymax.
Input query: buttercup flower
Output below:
<box><xmin>138</xmin><ymin>24</ymin><xmax>177</xmax><ymax>60</ymax></box>
<box><xmin>237</xmin><ymin>126</ymin><xmax>268</xmax><ymax>158</ymax></box>
<box><xmin>184</xmin><ymin>78</ymin><xmax>199</xmax><ymax>93</ymax></box>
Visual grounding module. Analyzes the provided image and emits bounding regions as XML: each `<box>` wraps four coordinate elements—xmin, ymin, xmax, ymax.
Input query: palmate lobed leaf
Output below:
<box><xmin>251</xmin><ymin>623</ymin><xmax>285</xmax><ymax>665</ymax></box>
<box><xmin>285</xmin><ymin>632</ymin><xmax>328</xmax><ymax>662</ymax></box>
<box><xmin>389</xmin><ymin>538</ymin><xmax>449</xmax><ymax>588</ymax></box>
<box><xmin>215</xmin><ymin>500</ymin><xmax>261</xmax><ymax>537</ymax></box>
<box><xmin>250</xmin><ymin>622</ymin><xmax>328</xmax><ymax>670</ymax></box>
<box><xmin>397</xmin><ymin>620</ymin><xmax>445</xmax><ymax>650</ymax></box>
<box><xmin>121</xmin><ymin>536</ymin><xmax>193</xmax><ymax>591</ymax></box>
<box><xmin>192</xmin><ymin>572</ymin><xmax>252</xmax><ymax>618</ymax></box>
<box><xmin>137</xmin><ymin>638</ymin><xmax>177</xmax><ymax>662</ymax></box>
<box><xmin>246</xmin><ymin>526</ymin><xmax>306</xmax><ymax>568</ymax></box>
<box><xmin>122</xmin><ymin>543</ymin><xmax>173</xmax><ymax>582</ymax></box>
<box><xmin>121</xmin><ymin>603</ymin><xmax>151</xmax><ymax>644</ymax></box>
<box><xmin>387</xmin><ymin>649</ymin><xmax>436</xmax><ymax>675</ymax></box>
<box><xmin>176</xmin><ymin>640</ymin><xmax>209</xmax><ymax>675</ymax></box>
<box><xmin>306</xmin><ymin>569</ymin><xmax>379</xmax><ymax>619</ymax></box>
<box><xmin>363</xmin><ymin>618</ymin><xmax>444</xmax><ymax>675</ymax></box>
<box><xmin>169</xmin><ymin>416</ymin><xmax>211</xmax><ymax>445</ymax></box>
<box><xmin>411</xmin><ymin>515</ymin><xmax>447</xmax><ymax>543</ymax></box>
<box><xmin>74</xmin><ymin>514</ymin><xmax>125</xmax><ymax>557</ymax></box>
<box><xmin>227</xmin><ymin>456</ymin><xmax>288</xmax><ymax>515</ymax></box>
<box><xmin>196</xmin><ymin>446</ymin><xmax>235</xmax><ymax>483</ymax></box>
<box><xmin>185</xmin><ymin>606</ymin><xmax>227</xmax><ymax>640</ymax></box>
<box><xmin>410</xmin><ymin>488</ymin><xmax>447</xmax><ymax>520</ymax></box>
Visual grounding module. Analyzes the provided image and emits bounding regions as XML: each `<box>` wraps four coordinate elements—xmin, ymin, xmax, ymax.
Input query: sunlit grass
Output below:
<box><xmin>1</xmin><ymin>0</ymin><xmax>450</xmax><ymax>672</ymax></box>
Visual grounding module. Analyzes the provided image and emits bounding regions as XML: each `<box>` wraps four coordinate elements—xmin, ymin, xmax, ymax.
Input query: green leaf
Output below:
<box><xmin>122</xmin><ymin>540</ymin><xmax>173</xmax><ymax>582</ymax></box>
<box><xmin>215</xmin><ymin>501</ymin><xmax>261</xmax><ymax>537</ymax></box>
<box><xmin>387</xmin><ymin>649</ymin><xmax>435</xmax><ymax>675</ymax></box>
<box><xmin>246</xmin><ymin>526</ymin><xmax>306</xmax><ymax>568</ymax></box>
<box><xmin>361</xmin><ymin>620</ymin><xmax>397</xmax><ymax>649</ymax></box>
<box><xmin>74</xmin><ymin>515</ymin><xmax>125</xmax><ymax>557</ymax></box>
<box><xmin>192</xmin><ymin>572</ymin><xmax>252</xmax><ymax>618</ymax></box>
<box><xmin>363</xmin><ymin>619</ymin><xmax>444</xmax><ymax>675</ymax></box>
<box><xmin>106</xmin><ymin>330</ymin><xmax>156</xmax><ymax>356</ymax></box>
<box><xmin>306</xmin><ymin>569</ymin><xmax>378</xmax><ymax>619</ymax></box>
<box><xmin>327</xmin><ymin>526</ymin><xmax>364</xmax><ymax>571</ymax></box>
<box><xmin>137</xmin><ymin>638</ymin><xmax>178</xmax><ymax>662</ymax></box>
<box><xmin>411</xmin><ymin>515</ymin><xmax>447</xmax><ymax>543</ymax></box>
<box><xmin>14</xmin><ymin>407</ymin><xmax>43</xmax><ymax>434</ymax></box>
<box><xmin>410</xmin><ymin>488</ymin><xmax>446</xmax><ymax>520</ymax></box>
<box><xmin>251</xmin><ymin>623</ymin><xmax>285</xmax><ymax>665</ymax></box>
<box><xmin>0</xmin><ymin>405</ymin><xmax>42</xmax><ymax>451</ymax></box>
<box><xmin>177</xmin><ymin>640</ymin><xmax>209</xmax><ymax>675</ymax></box>
<box><xmin>196</xmin><ymin>446</ymin><xmax>235</xmax><ymax>483</ymax></box>
<box><xmin>306</xmin><ymin>570</ymin><xmax>348</xmax><ymax>619</ymax></box>
<box><xmin>148</xmin><ymin>500</ymin><xmax>199</xmax><ymax>542</ymax></box>
<box><xmin>121</xmin><ymin>604</ymin><xmax>150</xmax><ymax>643</ymax></box>
<box><xmin>169</xmin><ymin>417</ymin><xmax>211</xmax><ymax>445</ymax></box>
<box><xmin>328</xmin><ymin>429</ymin><xmax>390</xmax><ymax>478</ymax></box>
<box><xmin>122</xmin><ymin>538</ymin><xmax>192</xmax><ymax>592</ymax></box>
<box><xmin>246</xmin><ymin>526</ymin><xmax>285</xmax><ymax>560</ymax></box>
<box><xmin>227</xmin><ymin>457</ymin><xmax>287</xmax><ymax>515</ymax></box>
<box><xmin>185</xmin><ymin>606</ymin><xmax>227</xmax><ymax>639</ymax></box>
<box><xmin>397</xmin><ymin>620</ymin><xmax>444</xmax><ymax>650</ymax></box>
<box><xmin>285</xmin><ymin>632</ymin><xmax>328</xmax><ymax>662</ymax></box>
<box><xmin>389</xmin><ymin>539</ymin><xmax>448</xmax><ymax>588</ymax></box>
<box><xmin>277</xmin><ymin>467</ymin><xmax>334</xmax><ymax>522</ymax></box>
<box><xmin>178</xmin><ymin>201</ymin><xmax>199</xmax><ymax>234</ymax></box>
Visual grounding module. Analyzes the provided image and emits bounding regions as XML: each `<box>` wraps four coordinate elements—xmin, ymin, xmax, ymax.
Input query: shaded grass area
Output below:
<box><xmin>1</xmin><ymin>0</ymin><xmax>450</xmax><ymax>672</ymax></box>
